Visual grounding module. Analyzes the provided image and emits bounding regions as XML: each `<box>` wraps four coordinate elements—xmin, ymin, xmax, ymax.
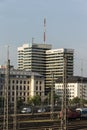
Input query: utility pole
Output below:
<box><xmin>81</xmin><ymin>60</ymin><xmax>83</xmax><ymax>108</ymax></box>
<box><xmin>13</xmin><ymin>86</ymin><xmax>17</xmax><ymax>130</ymax></box>
<box><xmin>61</xmin><ymin>53</ymin><xmax>68</xmax><ymax>130</ymax></box>
<box><xmin>51</xmin><ymin>72</ymin><xmax>54</xmax><ymax>119</ymax></box>
<box><xmin>3</xmin><ymin>46</ymin><xmax>10</xmax><ymax>130</ymax></box>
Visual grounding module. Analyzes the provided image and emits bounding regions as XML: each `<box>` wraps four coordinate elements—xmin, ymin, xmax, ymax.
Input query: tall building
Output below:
<box><xmin>17</xmin><ymin>43</ymin><xmax>52</xmax><ymax>76</ymax></box>
<box><xmin>45</xmin><ymin>48</ymin><xmax>74</xmax><ymax>93</ymax></box>
<box><xmin>17</xmin><ymin>44</ymin><xmax>74</xmax><ymax>94</ymax></box>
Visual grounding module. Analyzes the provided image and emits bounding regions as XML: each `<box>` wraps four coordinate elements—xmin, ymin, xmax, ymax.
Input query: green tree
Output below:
<box><xmin>44</xmin><ymin>92</ymin><xmax>61</xmax><ymax>106</ymax></box>
<box><xmin>70</xmin><ymin>97</ymin><xmax>80</xmax><ymax>104</ymax></box>
<box><xmin>17</xmin><ymin>97</ymin><xmax>24</xmax><ymax>109</ymax></box>
<box><xmin>28</xmin><ymin>95</ymin><xmax>41</xmax><ymax>106</ymax></box>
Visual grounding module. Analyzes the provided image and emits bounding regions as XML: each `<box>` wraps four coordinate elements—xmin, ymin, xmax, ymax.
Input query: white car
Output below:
<box><xmin>21</xmin><ymin>107</ymin><xmax>31</xmax><ymax>113</ymax></box>
<box><xmin>37</xmin><ymin>108</ymin><xmax>46</xmax><ymax>113</ymax></box>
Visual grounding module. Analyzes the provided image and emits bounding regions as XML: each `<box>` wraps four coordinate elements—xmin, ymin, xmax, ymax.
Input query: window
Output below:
<box><xmin>24</xmin><ymin>81</ymin><xmax>26</xmax><ymax>84</ymax></box>
<box><xmin>36</xmin><ymin>81</ymin><xmax>38</xmax><ymax>84</ymax></box>
<box><xmin>27</xmin><ymin>86</ymin><xmax>29</xmax><ymax>90</ymax></box>
<box><xmin>36</xmin><ymin>86</ymin><xmax>38</xmax><ymax>90</ymax></box>
<box><xmin>24</xmin><ymin>86</ymin><xmax>26</xmax><ymax>90</ymax></box>
<box><xmin>16</xmin><ymin>80</ymin><xmax>18</xmax><ymax>84</ymax></box>
<box><xmin>12</xmin><ymin>85</ymin><xmax>14</xmax><ymax>90</ymax></box>
<box><xmin>40</xmin><ymin>81</ymin><xmax>42</xmax><ymax>84</ymax></box>
<box><xmin>20</xmin><ymin>80</ymin><xmax>22</xmax><ymax>84</ymax></box>
<box><xmin>16</xmin><ymin>85</ymin><xmax>18</xmax><ymax>90</ymax></box>
<box><xmin>27</xmin><ymin>81</ymin><xmax>29</xmax><ymax>84</ymax></box>
<box><xmin>20</xmin><ymin>86</ymin><xmax>22</xmax><ymax>90</ymax></box>
<box><xmin>12</xmin><ymin>92</ymin><xmax>14</xmax><ymax>96</ymax></box>
<box><xmin>40</xmin><ymin>86</ymin><xmax>41</xmax><ymax>90</ymax></box>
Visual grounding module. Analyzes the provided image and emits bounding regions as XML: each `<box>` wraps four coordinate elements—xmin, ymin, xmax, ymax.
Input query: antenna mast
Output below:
<box><xmin>44</xmin><ymin>18</ymin><xmax>46</xmax><ymax>44</ymax></box>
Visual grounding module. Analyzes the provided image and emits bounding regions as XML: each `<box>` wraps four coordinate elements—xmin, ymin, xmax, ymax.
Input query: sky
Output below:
<box><xmin>0</xmin><ymin>0</ymin><xmax>87</xmax><ymax>76</ymax></box>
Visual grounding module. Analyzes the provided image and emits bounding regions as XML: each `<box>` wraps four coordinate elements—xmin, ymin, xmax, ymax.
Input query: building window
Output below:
<box><xmin>12</xmin><ymin>92</ymin><xmax>14</xmax><ymax>96</ymax></box>
<box><xmin>27</xmin><ymin>92</ymin><xmax>29</xmax><ymax>96</ymax></box>
<box><xmin>16</xmin><ymin>80</ymin><xmax>18</xmax><ymax>84</ymax></box>
<box><xmin>24</xmin><ymin>86</ymin><xmax>26</xmax><ymax>90</ymax></box>
<box><xmin>8</xmin><ymin>86</ymin><xmax>10</xmax><ymax>90</ymax></box>
<box><xmin>12</xmin><ymin>97</ymin><xmax>14</xmax><ymax>101</ymax></box>
<box><xmin>27</xmin><ymin>86</ymin><xmax>29</xmax><ymax>90</ymax></box>
<box><xmin>20</xmin><ymin>86</ymin><xmax>22</xmax><ymax>90</ymax></box>
<box><xmin>27</xmin><ymin>81</ymin><xmax>29</xmax><ymax>84</ymax></box>
<box><xmin>36</xmin><ymin>81</ymin><xmax>38</xmax><ymax>84</ymax></box>
<box><xmin>40</xmin><ymin>81</ymin><xmax>42</xmax><ymax>84</ymax></box>
<box><xmin>12</xmin><ymin>85</ymin><xmax>14</xmax><ymax>90</ymax></box>
<box><xmin>16</xmin><ymin>85</ymin><xmax>18</xmax><ymax>90</ymax></box>
<box><xmin>40</xmin><ymin>86</ymin><xmax>41</xmax><ymax>90</ymax></box>
<box><xmin>36</xmin><ymin>86</ymin><xmax>38</xmax><ymax>90</ymax></box>
<box><xmin>20</xmin><ymin>80</ymin><xmax>22</xmax><ymax>84</ymax></box>
<box><xmin>24</xmin><ymin>92</ymin><xmax>26</xmax><ymax>96</ymax></box>
<box><xmin>12</xmin><ymin>80</ymin><xmax>15</xmax><ymax>84</ymax></box>
<box><xmin>24</xmin><ymin>81</ymin><xmax>26</xmax><ymax>84</ymax></box>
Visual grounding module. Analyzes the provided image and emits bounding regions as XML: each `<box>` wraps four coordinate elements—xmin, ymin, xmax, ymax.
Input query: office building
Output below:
<box><xmin>17</xmin><ymin>43</ymin><xmax>52</xmax><ymax>75</ymax></box>
<box><xmin>17</xmin><ymin>44</ymin><xmax>74</xmax><ymax>94</ymax></box>
<box><xmin>45</xmin><ymin>48</ymin><xmax>74</xmax><ymax>93</ymax></box>
<box><xmin>55</xmin><ymin>76</ymin><xmax>87</xmax><ymax>100</ymax></box>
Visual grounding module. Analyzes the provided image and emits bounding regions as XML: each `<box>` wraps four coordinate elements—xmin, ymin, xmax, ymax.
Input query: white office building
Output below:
<box><xmin>17</xmin><ymin>43</ymin><xmax>52</xmax><ymax>75</ymax></box>
<box><xmin>55</xmin><ymin>76</ymin><xmax>87</xmax><ymax>100</ymax></box>
<box><xmin>45</xmin><ymin>48</ymin><xmax>74</xmax><ymax>92</ymax></box>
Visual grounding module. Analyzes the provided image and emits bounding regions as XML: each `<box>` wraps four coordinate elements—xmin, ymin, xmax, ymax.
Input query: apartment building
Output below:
<box><xmin>45</xmin><ymin>48</ymin><xmax>74</xmax><ymax>93</ymax></box>
<box><xmin>55</xmin><ymin>76</ymin><xmax>87</xmax><ymax>100</ymax></box>
<box><xmin>0</xmin><ymin>68</ymin><xmax>44</xmax><ymax>104</ymax></box>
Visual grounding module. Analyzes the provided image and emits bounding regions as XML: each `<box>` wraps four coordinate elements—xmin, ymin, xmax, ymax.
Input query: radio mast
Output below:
<box><xmin>44</xmin><ymin>18</ymin><xmax>46</xmax><ymax>44</ymax></box>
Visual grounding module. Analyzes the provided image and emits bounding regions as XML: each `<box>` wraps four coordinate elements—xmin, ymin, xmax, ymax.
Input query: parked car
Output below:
<box><xmin>21</xmin><ymin>107</ymin><xmax>31</xmax><ymax>114</ymax></box>
<box><xmin>37</xmin><ymin>108</ymin><xmax>46</xmax><ymax>113</ymax></box>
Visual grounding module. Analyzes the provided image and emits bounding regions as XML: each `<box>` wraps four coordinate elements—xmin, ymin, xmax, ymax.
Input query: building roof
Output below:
<box><xmin>56</xmin><ymin>76</ymin><xmax>87</xmax><ymax>83</ymax></box>
<box><xmin>0</xmin><ymin>68</ymin><xmax>44</xmax><ymax>77</ymax></box>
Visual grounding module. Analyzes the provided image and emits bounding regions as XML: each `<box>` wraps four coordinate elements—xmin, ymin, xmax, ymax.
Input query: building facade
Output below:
<box><xmin>45</xmin><ymin>48</ymin><xmax>74</xmax><ymax>92</ymax></box>
<box><xmin>0</xmin><ymin>68</ymin><xmax>44</xmax><ymax>104</ymax></box>
<box><xmin>55</xmin><ymin>76</ymin><xmax>87</xmax><ymax>100</ymax></box>
<box><xmin>17</xmin><ymin>44</ymin><xmax>74</xmax><ymax>94</ymax></box>
<box><xmin>17</xmin><ymin>43</ymin><xmax>52</xmax><ymax>75</ymax></box>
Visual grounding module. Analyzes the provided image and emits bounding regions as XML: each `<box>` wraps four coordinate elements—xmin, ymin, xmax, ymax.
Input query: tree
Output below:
<box><xmin>70</xmin><ymin>97</ymin><xmax>80</xmax><ymax>105</ymax></box>
<box><xmin>17</xmin><ymin>97</ymin><xmax>24</xmax><ymax>109</ymax></box>
<box><xmin>28</xmin><ymin>95</ymin><xmax>41</xmax><ymax>106</ymax></box>
<box><xmin>44</xmin><ymin>92</ymin><xmax>61</xmax><ymax>106</ymax></box>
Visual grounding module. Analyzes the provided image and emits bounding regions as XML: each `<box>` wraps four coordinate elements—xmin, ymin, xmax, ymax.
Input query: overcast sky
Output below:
<box><xmin>0</xmin><ymin>0</ymin><xmax>87</xmax><ymax>76</ymax></box>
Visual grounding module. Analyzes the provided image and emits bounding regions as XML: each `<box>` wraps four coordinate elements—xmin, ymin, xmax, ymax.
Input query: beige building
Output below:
<box><xmin>0</xmin><ymin>68</ymin><xmax>44</xmax><ymax>104</ymax></box>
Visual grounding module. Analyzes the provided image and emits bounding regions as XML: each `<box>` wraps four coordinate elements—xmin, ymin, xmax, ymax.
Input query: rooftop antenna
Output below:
<box><xmin>32</xmin><ymin>37</ymin><xmax>34</xmax><ymax>44</ymax></box>
<box><xmin>44</xmin><ymin>18</ymin><xmax>46</xmax><ymax>44</ymax></box>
